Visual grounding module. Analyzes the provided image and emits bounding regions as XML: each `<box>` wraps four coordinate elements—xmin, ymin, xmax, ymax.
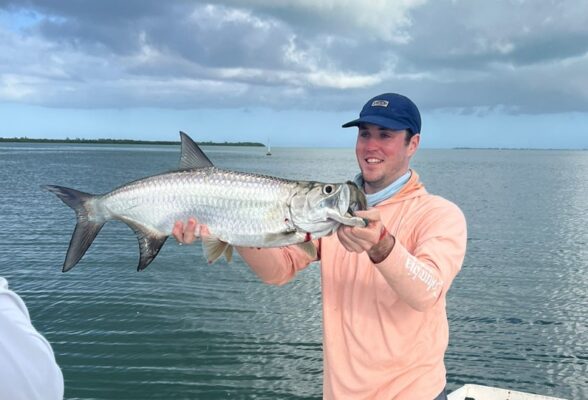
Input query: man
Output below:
<box><xmin>0</xmin><ymin>277</ymin><xmax>64</xmax><ymax>400</ymax></box>
<box><xmin>173</xmin><ymin>93</ymin><xmax>467</xmax><ymax>400</ymax></box>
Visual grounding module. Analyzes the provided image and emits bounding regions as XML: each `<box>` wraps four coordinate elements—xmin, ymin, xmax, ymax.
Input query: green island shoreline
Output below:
<box><xmin>0</xmin><ymin>137</ymin><xmax>264</xmax><ymax>147</ymax></box>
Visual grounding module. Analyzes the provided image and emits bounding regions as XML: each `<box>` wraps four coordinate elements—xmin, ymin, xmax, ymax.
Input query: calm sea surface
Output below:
<box><xmin>0</xmin><ymin>143</ymin><xmax>586</xmax><ymax>399</ymax></box>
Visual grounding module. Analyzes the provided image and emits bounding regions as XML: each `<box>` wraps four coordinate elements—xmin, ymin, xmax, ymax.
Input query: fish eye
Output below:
<box><xmin>323</xmin><ymin>185</ymin><xmax>334</xmax><ymax>195</ymax></box>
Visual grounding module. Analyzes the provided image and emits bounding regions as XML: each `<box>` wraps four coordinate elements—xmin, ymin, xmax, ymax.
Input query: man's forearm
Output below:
<box><xmin>236</xmin><ymin>244</ymin><xmax>316</xmax><ymax>286</ymax></box>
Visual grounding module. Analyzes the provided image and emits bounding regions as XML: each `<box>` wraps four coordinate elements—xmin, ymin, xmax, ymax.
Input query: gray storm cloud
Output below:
<box><xmin>1</xmin><ymin>0</ymin><xmax>587</xmax><ymax>113</ymax></box>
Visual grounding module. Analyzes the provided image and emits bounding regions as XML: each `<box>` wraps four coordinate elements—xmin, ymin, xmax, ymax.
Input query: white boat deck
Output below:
<box><xmin>448</xmin><ymin>384</ymin><xmax>567</xmax><ymax>400</ymax></box>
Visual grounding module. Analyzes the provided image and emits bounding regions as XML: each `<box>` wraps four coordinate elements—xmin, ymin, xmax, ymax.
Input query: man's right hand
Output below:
<box><xmin>172</xmin><ymin>217</ymin><xmax>209</xmax><ymax>244</ymax></box>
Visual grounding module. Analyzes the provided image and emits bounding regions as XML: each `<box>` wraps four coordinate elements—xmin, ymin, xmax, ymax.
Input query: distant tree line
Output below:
<box><xmin>0</xmin><ymin>137</ymin><xmax>264</xmax><ymax>147</ymax></box>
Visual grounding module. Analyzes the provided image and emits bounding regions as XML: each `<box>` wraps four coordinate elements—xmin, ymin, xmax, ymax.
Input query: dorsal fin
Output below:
<box><xmin>179</xmin><ymin>131</ymin><xmax>214</xmax><ymax>169</ymax></box>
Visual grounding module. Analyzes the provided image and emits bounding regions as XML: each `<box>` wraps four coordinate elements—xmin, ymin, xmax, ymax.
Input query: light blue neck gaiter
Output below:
<box><xmin>353</xmin><ymin>170</ymin><xmax>412</xmax><ymax>207</ymax></box>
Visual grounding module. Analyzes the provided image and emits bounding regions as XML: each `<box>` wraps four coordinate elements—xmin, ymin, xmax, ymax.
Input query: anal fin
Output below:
<box><xmin>136</xmin><ymin>235</ymin><xmax>168</xmax><ymax>271</ymax></box>
<box><xmin>122</xmin><ymin>218</ymin><xmax>168</xmax><ymax>271</ymax></box>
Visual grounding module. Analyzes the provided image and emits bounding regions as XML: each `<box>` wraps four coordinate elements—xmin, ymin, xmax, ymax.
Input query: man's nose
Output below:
<box><xmin>364</xmin><ymin>135</ymin><xmax>380</xmax><ymax>150</ymax></box>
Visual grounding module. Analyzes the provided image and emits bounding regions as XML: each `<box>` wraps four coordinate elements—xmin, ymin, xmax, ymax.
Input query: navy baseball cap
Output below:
<box><xmin>342</xmin><ymin>93</ymin><xmax>421</xmax><ymax>134</ymax></box>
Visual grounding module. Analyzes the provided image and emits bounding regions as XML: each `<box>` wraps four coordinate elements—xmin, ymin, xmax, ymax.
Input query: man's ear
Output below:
<box><xmin>408</xmin><ymin>133</ymin><xmax>420</xmax><ymax>156</ymax></box>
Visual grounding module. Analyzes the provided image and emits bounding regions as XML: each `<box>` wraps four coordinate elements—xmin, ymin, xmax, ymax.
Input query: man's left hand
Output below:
<box><xmin>337</xmin><ymin>209</ymin><xmax>382</xmax><ymax>251</ymax></box>
<box><xmin>337</xmin><ymin>209</ymin><xmax>395</xmax><ymax>263</ymax></box>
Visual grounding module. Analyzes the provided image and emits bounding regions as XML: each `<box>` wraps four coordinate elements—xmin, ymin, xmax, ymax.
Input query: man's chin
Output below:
<box><xmin>361</xmin><ymin>171</ymin><xmax>382</xmax><ymax>183</ymax></box>
<box><xmin>361</xmin><ymin>177</ymin><xmax>385</xmax><ymax>193</ymax></box>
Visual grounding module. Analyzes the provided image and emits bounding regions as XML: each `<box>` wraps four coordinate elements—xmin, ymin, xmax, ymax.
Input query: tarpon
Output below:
<box><xmin>43</xmin><ymin>132</ymin><xmax>366</xmax><ymax>271</ymax></box>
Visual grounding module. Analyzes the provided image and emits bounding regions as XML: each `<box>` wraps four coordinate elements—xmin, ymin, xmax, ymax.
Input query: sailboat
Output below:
<box><xmin>266</xmin><ymin>139</ymin><xmax>272</xmax><ymax>156</ymax></box>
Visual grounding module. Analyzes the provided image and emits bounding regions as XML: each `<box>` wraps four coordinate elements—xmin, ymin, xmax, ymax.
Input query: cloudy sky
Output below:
<box><xmin>1</xmin><ymin>0</ymin><xmax>587</xmax><ymax>148</ymax></box>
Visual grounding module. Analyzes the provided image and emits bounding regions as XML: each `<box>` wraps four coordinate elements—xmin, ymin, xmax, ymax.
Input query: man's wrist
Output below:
<box><xmin>367</xmin><ymin>229</ymin><xmax>395</xmax><ymax>264</ymax></box>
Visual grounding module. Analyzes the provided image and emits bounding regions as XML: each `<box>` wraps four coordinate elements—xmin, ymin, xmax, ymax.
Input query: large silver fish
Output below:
<box><xmin>43</xmin><ymin>132</ymin><xmax>366</xmax><ymax>272</ymax></box>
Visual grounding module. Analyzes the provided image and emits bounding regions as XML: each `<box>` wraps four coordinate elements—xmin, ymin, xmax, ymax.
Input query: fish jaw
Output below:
<box><xmin>288</xmin><ymin>181</ymin><xmax>367</xmax><ymax>238</ymax></box>
<box><xmin>326</xmin><ymin>182</ymin><xmax>367</xmax><ymax>228</ymax></box>
<box><xmin>325</xmin><ymin>209</ymin><xmax>366</xmax><ymax>227</ymax></box>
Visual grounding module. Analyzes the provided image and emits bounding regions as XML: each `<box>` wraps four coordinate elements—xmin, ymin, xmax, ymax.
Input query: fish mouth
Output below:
<box><xmin>344</xmin><ymin>181</ymin><xmax>366</xmax><ymax>215</ymax></box>
<box><xmin>290</xmin><ymin>180</ymin><xmax>367</xmax><ymax>233</ymax></box>
<box><xmin>322</xmin><ymin>182</ymin><xmax>366</xmax><ymax>228</ymax></box>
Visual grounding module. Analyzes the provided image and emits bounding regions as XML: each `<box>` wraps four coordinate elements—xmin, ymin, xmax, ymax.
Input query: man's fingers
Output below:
<box><xmin>183</xmin><ymin>218</ymin><xmax>197</xmax><ymax>244</ymax></box>
<box><xmin>172</xmin><ymin>218</ymin><xmax>204</xmax><ymax>244</ymax></box>
<box><xmin>337</xmin><ymin>227</ymin><xmax>365</xmax><ymax>253</ymax></box>
<box><xmin>337</xmin><ymin>222</ymin><xmax>383</xmax><ymax>253</ymax></box>
<box><xmin>172</xmin><ymin>221</ymin><xmax>184</xmax><ymax>242</ymax></box>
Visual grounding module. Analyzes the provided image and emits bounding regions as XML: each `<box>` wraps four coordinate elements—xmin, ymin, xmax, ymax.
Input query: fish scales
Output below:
<box><xmin>100</xmin><ymin>167</ymin><xmax>297</xmax><ymax>246</ymax></box>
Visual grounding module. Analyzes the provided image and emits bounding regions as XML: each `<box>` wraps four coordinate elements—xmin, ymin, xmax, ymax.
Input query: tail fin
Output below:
<box><xmin>42</xmin><ymin>185</ymin><xmax>105</xmax><ymax>272</ymax></box>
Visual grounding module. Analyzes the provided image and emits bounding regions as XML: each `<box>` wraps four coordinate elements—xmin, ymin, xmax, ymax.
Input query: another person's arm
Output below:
<box><xmin>172</xmin><ymin>219</ymin><xmax>317</xmax><ymax>286</ymax></box>
<box><xmin>0</xmin><ymin>277</ymin><xmax>64</xmax><ymax>400</ymax></box>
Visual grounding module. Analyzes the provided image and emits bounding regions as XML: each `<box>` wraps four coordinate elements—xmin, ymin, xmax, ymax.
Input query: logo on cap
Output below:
<box><xmin>371</xmin><ymin>100</ymin><xmax>389</xmax><ymax>107</ymax></box>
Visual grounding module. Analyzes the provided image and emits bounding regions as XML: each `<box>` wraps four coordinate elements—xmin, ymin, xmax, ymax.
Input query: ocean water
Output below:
<box><xmin>0</xmin><ymin>143</ymin><xmax>586</xmax><ymax>399</ymax></box>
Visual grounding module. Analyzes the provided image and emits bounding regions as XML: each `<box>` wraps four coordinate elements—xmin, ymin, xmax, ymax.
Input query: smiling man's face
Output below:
<box><xmin>355</xmin><ymin>123</ymin><xmax>420</xmax><ymax>194</ymax></box>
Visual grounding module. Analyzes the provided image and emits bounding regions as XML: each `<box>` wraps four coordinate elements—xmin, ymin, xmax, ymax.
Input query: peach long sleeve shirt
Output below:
<box><xmin>237</xmin><ymin>171</ymin><xmax>467</xmax><ymax>399</ymax></box>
